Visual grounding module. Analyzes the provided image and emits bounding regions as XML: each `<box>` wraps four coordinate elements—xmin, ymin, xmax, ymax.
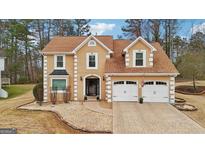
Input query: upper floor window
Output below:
<box><xmin>86</xmin><ymin>53</ymin><xmax>98</xmax><ymax>69</ymax></box>
<box><xmin>88</xmin><ymin>40</ymin><xmax>96</xmax><ymax>46</ymax></box>
<box><xmin>54</xmin><ymin>55</ymin><xmax>65</xmax><ymax>69</ymax></box>
<box><xmin>133</xmin><ymin>50</ymin><xmax>146</xmax><ymax>67</ymax></box>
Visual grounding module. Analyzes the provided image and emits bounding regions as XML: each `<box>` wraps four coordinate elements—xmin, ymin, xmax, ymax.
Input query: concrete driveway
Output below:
<box><xmin>113</xmin><ymin>102</ymin><xmax>205</xmax><ymax>134</ymax></box>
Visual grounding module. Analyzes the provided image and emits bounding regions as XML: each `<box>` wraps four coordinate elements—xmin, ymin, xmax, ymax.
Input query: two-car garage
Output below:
<box><xmin>112</xmin><ymin>80</ymin><xmax>169</xmax><ymax>103</ymax></box>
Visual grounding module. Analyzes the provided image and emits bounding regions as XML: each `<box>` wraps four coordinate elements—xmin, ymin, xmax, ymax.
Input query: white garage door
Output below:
<box><xmin>142</xmin><ymin>81</ymin><xmax>169</xmax><ymax>102</ymax></box>
<box><xmin>112</xmin><ymin>81</ymin><xmax>138</xmax><ymax>101</ymax></box>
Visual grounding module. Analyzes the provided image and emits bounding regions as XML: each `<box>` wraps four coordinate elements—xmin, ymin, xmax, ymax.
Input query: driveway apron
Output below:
<box><xmin>113</xmin><ymin>102</ymin><xmax>205</xmax><ymax>133</ymax></box>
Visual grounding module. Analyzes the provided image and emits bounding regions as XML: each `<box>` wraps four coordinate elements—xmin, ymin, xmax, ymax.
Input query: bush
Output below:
<box><xmin>33</xmin><ymin>83</ymin><xmax>43</xmax><ymax>103</ymax></box>
<box><xmin>139</xmin><ymin>97</ymin><xmax>143</xmax><ymax>104</ymax></box>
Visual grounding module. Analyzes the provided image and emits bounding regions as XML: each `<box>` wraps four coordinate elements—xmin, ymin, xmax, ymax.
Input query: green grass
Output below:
<box><xmin>0</xmin><ymin>84</ymin><xmax>34</xmax><ymax>100</ymax></box>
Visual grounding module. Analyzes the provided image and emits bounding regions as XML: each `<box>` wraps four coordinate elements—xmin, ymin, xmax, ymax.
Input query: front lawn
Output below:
<box><xmin>1</xmin><ymin>84</ymin><xmax>34</xmax><ymax>100</ymax></box>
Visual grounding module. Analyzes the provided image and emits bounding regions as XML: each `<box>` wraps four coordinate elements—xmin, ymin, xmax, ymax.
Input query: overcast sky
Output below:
<box><xmin>89</xmin><ymin>19</ymin><xmax>205</xmax><ymax>39</ymax></box>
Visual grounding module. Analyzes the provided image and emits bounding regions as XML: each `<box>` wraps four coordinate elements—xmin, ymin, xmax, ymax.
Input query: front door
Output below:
<box><xmin>86</xmin><ymin>78</ymin><xmax>99</xmax><ymax>96</ymax></box>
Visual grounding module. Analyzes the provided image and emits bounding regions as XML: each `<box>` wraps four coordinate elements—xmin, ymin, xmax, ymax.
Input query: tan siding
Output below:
<box><xmin>76</xmin><ymin>41</ymin><xmax>107</xmax><ymax>101</ymax></box>
<box><xmin>46</xmin><ymin>55</ymin><xmax>74</xmax><ymax>102</ymax></box>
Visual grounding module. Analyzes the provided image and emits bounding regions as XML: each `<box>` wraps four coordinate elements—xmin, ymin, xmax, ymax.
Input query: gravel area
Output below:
<box><xmin>20</xmin><ymin>102</ymin><xmax>112</xmax><ymax>133</ymax></box>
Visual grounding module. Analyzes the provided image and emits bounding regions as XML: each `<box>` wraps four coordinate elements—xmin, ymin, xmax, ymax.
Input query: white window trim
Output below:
<box><xmin>51</xmin><ymin>77</ymin><xmax>68</xmax><ymax>93</ymax></box>
<box><xmin>133</xmin><ymin>50</ymin><xmax>146</xmax><ymax>67</ymax></box>
<box><xmin>86</xmin><ymin>52</ymin><xmax>98</xmax><ymax>69</ymax></box>
<box><xmin>54</xmin><ymin>54</ymin><xmax>65</xmax><ymax>70</ymax></box>
<box><xmin>88</xmin><ymin>40</ymin><xmax>96</xmax><ymax>46</ymax></box>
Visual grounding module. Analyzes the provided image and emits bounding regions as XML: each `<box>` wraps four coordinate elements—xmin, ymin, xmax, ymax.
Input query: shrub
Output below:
<box><xmin>139</xmin><ymin>97</ymin><xmax>143</xmax><ymax>104</ymax></box>
<box><xmin>63</xmin><ymin>86</ymin><xmax>70</xmax><ymax>103</ymax></box>
<box><xmin>50</xmin><ymin>88</ymin><xmax>57</xmax><ymax>105</ymax></box>
<box><xmin>33</xmin><ymin>83</ymin><xmax>43</xmax><ymax>103</ymax></box>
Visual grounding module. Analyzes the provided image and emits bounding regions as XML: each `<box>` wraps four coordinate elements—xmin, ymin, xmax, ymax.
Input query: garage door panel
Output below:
<box><xmin>112</xmin><ymin>81</ymin><xmax>138</xmax><ymax>102</ymax></box>
<box><xmin>142</xmin><ymin>81</ymin><xmax>169</xmax><ymax>103</ymax></box>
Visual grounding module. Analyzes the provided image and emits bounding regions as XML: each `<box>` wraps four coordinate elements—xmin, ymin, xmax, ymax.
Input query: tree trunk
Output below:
<box><xmin>193</xmin><ymin>75</ymin><xmax>196</xmax><ymax>91</ymax></box>
<box><xmin>37</xmin><ymin>20</ymin><xmax>43</xmax><ymax>50</ymax></box>
<box><xmin>14</xmin><ymin>38</ymin><xmax>18</xmax><ymax>83</ymax></box>
<box><xmin>29</xmin><ymin>51</ymin><xmax>35</xmax><ymax>82</ymax></box>
<box><xmin>60</xmin><ymin>19</ymin><xmax>64</xmax><ymax>36</ymax></box>
<box><xmin>24</xmin><ymin>38</ymin><xmax>31</xmax><ymax>82</ymax></box>
<box><xmin>168</xmin><ymin>20</ymin><xmax>171</xmax><ymax>58</ymax></box>
<box><xmin>47</xmin><ymin>19</ymin><xmax>51</xmax><ymax>42</ymax></box>
<box><xmin>165</xmin><ymin>20</ymin><xmax>168</xmax><ymax>55</ymax></box>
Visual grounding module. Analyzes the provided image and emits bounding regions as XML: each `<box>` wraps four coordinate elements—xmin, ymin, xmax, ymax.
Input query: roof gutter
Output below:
<box><xmin>105</xmin><ymin>72</ymin><xmax>179</xmax><ymax>77</ymax></box>
<box><xmin>39</xmin><ymin>51</ymin><xmax>74</xmax><ymax>55</ymax></box>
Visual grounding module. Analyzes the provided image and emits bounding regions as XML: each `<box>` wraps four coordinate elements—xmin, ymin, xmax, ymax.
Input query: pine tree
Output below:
<box><xmin>122</xmin><ymin>19</ymin><xmax>144</xmax><ymax>39</ymax></box>
<box><xmin>73</xmin><ymin>19</ymin><xmax>91</xmax><ymax>36</ymax></box>
<box><xmin>149</xmin><ymin>19</ymin><xmax>162</xmax><ymax>42</ymax></box>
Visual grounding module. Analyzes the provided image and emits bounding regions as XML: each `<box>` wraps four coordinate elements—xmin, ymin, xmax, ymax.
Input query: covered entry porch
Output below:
<box><xmin>83</xmin><ymin>74</ymin><xmax>101</xmax><ymax>100</ymax></box>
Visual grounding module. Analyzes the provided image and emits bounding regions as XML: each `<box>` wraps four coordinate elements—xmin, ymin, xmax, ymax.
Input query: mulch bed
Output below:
<box><xmin>175</xmin><ymin>97</ymin><xmax>186</xmax><ymax>103</ymax></box>
<box><xmin>175</xmin><ymin>86</ymin><xmax>205</xmax><ymax>95</ymax></box>
<box><xmin>173</xmin><ymin>103</ymin><xmax>198</xmax><ymax>111</ymax></box>
<box><xmin>173</xmin><ymin>97</ymin><xmax>197</xmax><ymax>111</ymax></box>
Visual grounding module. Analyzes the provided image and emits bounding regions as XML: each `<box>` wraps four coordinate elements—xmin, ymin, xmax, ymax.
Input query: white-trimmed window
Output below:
<box><xmin>133</xmin><ymin>50</ymin><xmax>146</xmax><ymax>67</ymax></box>
<box><xmin>54</xmin><ymin>55</ymin><xmax>65</xmax><ymax>69</ymax></box>
<box><xmin>86</xmin><ymin>53</ymin><xmax>98</xmax><ymax>69</ymax></box>
<box><xmin>88</xmin><ymin>40</ymin><xmax>96</xmax><ymax>46</ymax></box>
<box><xmin>51</xmin><ymin>78</ymin><xmax>67</xmax><ymax>92</ymax></box>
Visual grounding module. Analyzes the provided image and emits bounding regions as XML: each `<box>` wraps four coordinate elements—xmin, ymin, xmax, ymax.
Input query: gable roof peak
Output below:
<box><xmin>71</xmin><ymin>34</ymin><xmax>113</xmax><ymax>54</ymax></box>
<box><xmin>123</xmin><ymin>36</ymin><xmax>157</xmax><ymax>53</ymax></box>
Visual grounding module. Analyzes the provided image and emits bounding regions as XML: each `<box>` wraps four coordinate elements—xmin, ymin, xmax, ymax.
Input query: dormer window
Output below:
<box><xmin>54</xmin><ymin>55</ymin><xmax>65</xmax><ymax>69</ymax></box>
<box><xmin>86</xmin><ymin>53</ymin><xmax>98</xmax><ymax>69</ymax></box>
<box><xmin>133</xmin><ymin>50</ymin><xmax>146</xmax><ymax>67</ymax></box>
<box><xmin>88</xmin><ymin>40</ymin><xmax>96</xmax><ymax>46</ymax></box>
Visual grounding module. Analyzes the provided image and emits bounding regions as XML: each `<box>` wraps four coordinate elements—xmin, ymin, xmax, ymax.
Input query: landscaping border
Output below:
<box><xmin>17</xmin><ymin>102</ymin><xmax>112</xmax><ymax>134</ymax></box>
<box><xmin>175</xmin><ymin>89</ymin><xmax>205</xmax><ymax>95</ymax></box>
<box><xmin>175</xmin><ymin>97</ymin><xmax>186</xmax><ymax>103</ymax></box>
<box><xmin>173</xmin><ymin>103</ymin><xmax>198</xmax><ymax>111</ymax></box>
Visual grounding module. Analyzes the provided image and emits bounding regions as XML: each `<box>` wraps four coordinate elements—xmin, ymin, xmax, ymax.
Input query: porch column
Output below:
<box><xmin>43</xmin><ymin>55</ymin><xmax>48</xmax><ymax>102</ymax></box>
<box><xmin>106</xmin><ymin>76</ymin><xmax>112</xmax><ymax>103</ymax></box>
<box><xmin>73</xmin><ymin>54</ymin><xmax>78</xmax><ymax>101</ymax></box>
<box><xmin>169</xmin><ymin>76</ymin><xmax>175</xmax><ymax>103</ymax></box>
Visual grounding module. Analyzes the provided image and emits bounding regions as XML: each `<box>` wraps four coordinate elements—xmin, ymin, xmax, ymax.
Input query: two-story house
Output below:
<box><xmin>0</xmin><ymin>49</ymin><xmax>8</xmax><ymax>98</ymax></box>
<box><xmin>41</xmin><ymin>35</ymin><xmax>179</xmax><ymax>103</ymax></box>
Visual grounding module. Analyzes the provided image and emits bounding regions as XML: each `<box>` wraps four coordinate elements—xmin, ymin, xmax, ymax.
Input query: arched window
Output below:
<box><xmin>88</xmin><ymin>40</ymin><xmax>96</xmax><ymax>46</ymax></box>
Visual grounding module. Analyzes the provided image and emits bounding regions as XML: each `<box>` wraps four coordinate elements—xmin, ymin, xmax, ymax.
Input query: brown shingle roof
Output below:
<box><xmin>42</xmin><ymin>36</ymin><xmax>178</xmax><ymax>74</ymax></box>
<box><xmin>42</xmin><ymin>35</ymin><xmax>113</xmax><ymax>52</ymax></box>
<box><xmin>105</xmin><ymin>40</ymin><xmax>178</xmax><ymax>74</ymax></box>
